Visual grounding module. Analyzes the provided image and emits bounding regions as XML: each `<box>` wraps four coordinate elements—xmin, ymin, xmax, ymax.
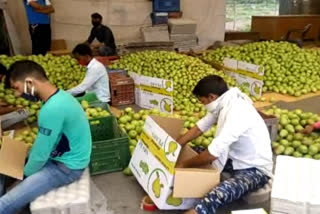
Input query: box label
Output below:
<box><xmin>223</xmin><ymin>58</ymin><xmax>264</xmax><ymax>97</ymax></box>
<box><xmin>129</xmin><ymin>72</ymin><xmax>174</xmax><ymax>113</ymax></box>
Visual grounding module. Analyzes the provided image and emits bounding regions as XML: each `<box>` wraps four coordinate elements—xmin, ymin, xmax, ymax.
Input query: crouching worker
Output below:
<box><xmin>0</xmin><ymin>60</ymin><xmax>92</xmax><ymax>214</ymax></box>
<box><xmin>177</xmin><ymin>75</ymin><xmax>273</xmax><ymax>214</ymax></box>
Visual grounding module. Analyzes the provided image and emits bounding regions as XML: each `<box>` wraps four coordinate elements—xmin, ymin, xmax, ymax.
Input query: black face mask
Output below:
<box><xmin>92</xmin><ymin>21</ymin><xmax>101</xmax><ymax>27</ymax></box>
<box><xmin>21</xmin><ymin>93</ymin><xmax>40</xmax><ymax>102</ymax></box>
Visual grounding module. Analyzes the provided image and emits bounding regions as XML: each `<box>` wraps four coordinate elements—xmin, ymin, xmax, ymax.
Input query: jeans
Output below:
<box><xmin>195</xmin><ymin>160</ymin><xmax>269</xmax><ymax>214</ymax></box>
<box><xmin>29</xmin><ymin>24</ymin><xmax>51</xmax><ymax>55</ymax></box>
<box><xmin>0</xmin><ymin>160</ymin><xmax>84</xmax><ymax>214</ymax></box>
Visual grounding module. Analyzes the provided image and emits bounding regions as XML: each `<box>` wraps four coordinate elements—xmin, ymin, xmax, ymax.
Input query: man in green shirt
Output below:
<box><xmin>0</xmin><ymin>60</ymin><xmax>92</xmax><ymax>214</ymax></box>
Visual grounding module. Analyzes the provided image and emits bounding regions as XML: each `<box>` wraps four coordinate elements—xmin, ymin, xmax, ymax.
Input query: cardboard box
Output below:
<box><xmin>271</xmin><ymin>156</ymin><xmax>320</xmax><ymax>214</ymax></box>
<box><xmin>168</xmin><ymin>19</ymin><xmax>197</xmax><ymax>34</ymax></box>
<box><xmin>223</xmin><ymin>58</ymin><xmax>264</xmax><ymax>97</ymax></box>
<box><xmin>129</xmin><ymin>115</ymin><xmax>220</xmax><ymax>210</ymax></box>
<box><xmin>129</xmin><ymin>72</ymin><xmax>174</xmax><ymax>114</ymax></box>
<box><xmin>141</xmin><ymin>26</ymin><xmax>170</xmax><ymax>42</ymax></box>
<box><xmin>0</xmin><ymin>119</ymin><xmax>28</xmax><ymax>180</ymax></box>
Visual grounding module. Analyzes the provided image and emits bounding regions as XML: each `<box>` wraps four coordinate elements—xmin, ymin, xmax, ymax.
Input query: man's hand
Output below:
<box><xmin>177</xmin><ymin>126</ymin><xmax>202</xmax><ymax>146</ymax></box>
<box><xmin>302</xmin><ymin>125</ymin><xmax>314</xmax><ymax>135</ymax></box>
<box><xmin>29</xmin><ymin>2</ymin><xmax>54</xmax><ymax>14</ymax></box>
<box><xmin>176</xmin><ymin>149</ymin><xmax>216</xmax><ymax>169</ymax></box>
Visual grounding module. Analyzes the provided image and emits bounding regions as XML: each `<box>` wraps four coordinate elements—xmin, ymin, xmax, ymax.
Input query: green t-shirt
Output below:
<box><xmin>24</xmin><ymin>90</ymin><xmax>92</xmax><ymax>176</ymax></box>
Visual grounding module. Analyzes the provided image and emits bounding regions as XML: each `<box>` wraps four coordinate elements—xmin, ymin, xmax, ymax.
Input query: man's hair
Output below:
<box><xmin>91</xmin><ymin>13</ymin><xmax>102</xmax><ymax>20</ymax></box>
<box><xmin>0</xmin><ymin>63</ymin><xmax>7</xmax><ymax>76</ymax></box>
<box><xmin>193</xmin><ymin>75</ymin><xmax>228</xmax><ymax>97</ymax></box>
<box><xmin>72</xmin><ymin>43</ymin><xmax>92</xmax><ymax>57</ymax></box>
<box><xmin>7</xmin><ymin>60</ymin><xmax>48</xmax><ymax>87</ymax></box>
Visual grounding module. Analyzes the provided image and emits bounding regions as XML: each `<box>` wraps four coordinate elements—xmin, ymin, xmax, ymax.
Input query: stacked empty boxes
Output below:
<box><xmin>141</xmin><ymin>25</ymin><xmax>170</xmax><ymax>42</ymax></box>
<box><xmin>271</xmin><ymin>156</ymin><xmax>320</xmax><ymax>214</ymax></box>
<box><xmin>168</xmin><ymin>18</ymin><xmax>198</xmax><ymax>51</ymax></box>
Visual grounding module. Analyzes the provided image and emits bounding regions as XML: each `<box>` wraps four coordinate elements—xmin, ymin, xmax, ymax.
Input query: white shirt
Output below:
<box><xmin>196</xmin><ymin>89</ymin><xmax>273</xmax><ymax>177</ymax></box>
<box><xmin>67</xmin><ymin>58</ymin><xmax>110</xmax><ymax>103</ymax></box>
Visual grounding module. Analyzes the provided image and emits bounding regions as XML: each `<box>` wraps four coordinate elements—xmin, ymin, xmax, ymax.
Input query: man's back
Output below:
<box><xmin>24</xmin><ymin>90</ymin><xmax>92</xmax><ymax>176</ymax></box>
<box><xmin>89</xmin><ymin>25</ymin><xmax>116</xmax><ymax>51</ymax></box>
<box><xmin>85</xmin><ymin>58</ymin><xmax>110</xmax><ymax>103</ymax></box>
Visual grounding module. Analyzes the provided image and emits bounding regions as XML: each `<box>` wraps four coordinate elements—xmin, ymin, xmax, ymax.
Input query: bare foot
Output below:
<box><xmin>184</xmin><ymin>209</ymin><xmax>198</xmax><ymax>214</ymax></box>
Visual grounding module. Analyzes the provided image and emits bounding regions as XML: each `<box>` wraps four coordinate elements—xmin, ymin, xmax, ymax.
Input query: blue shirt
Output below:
<box><xmin>24</xmin><ymin>0</ymin><xmax>50</xmax><ymax>24</ymax></box>
<box><xmin>24</xmin><ymin>90</ymin><xmax>92</xmax><ymax>176</ymax></box>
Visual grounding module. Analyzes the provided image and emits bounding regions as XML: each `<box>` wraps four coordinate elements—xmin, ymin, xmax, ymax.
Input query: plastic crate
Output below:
<box><xmin>76</xmin><ymin>93</ymin><xmax>99</xmax><ymax>104</ymax></box>
<box><xmin>107</xmin><ymin>69</ymin><xmax>127</xmax><ymax>76</ymax></box>
<box><xmin>153</xmin><ymin>0</ymin><xmax>180</xmax><ymax>12</ymax></box>
<box><xmin>87</xmin><ymin>102</ymin><xmax>116</xmax><ymax>141</ymax></box>
<box><xmin>151</xmin><ymin>12</ymin><xmax>168</xmax><ymax>25</ymax></box>
<box><xmin>109</xmin><ymin>73</ymin><xmax>135</xmax><ymax>106</ymax></box>
<box><xmin>258</xmin><ymin>111</ymin><xmax>278</xmax><ymax>142</ymax></box>
<box><xmin>89</xmin><ymin>125</ymin><xmax>130</xmax><ymax>175</ymax></box>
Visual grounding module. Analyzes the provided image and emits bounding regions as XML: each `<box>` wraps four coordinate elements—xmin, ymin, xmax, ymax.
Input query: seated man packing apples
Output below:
<box><xmin>177</xmin><ymin>75</ymin><xmax>273</xmax><ymax>214</ymax></box>
<box><xmin>0</xmin><ymin>60</ymin><xmax>91</xmax><ymax>214</ymax></box>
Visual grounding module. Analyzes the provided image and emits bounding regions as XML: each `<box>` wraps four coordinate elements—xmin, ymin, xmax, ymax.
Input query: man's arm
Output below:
<box><xmin>177</xmin><ymin>149</ymin><xmax>216</xmax><ymax>168</ymax></box>
<box><xmin>24</xmin><ymin>108</ymin><xmax>63</xmax><ymax>176</ymax></box>
<box><xmin>67</xmin><ymin>67</ymin><xmax>103</xmax><ymax>96</ymax></box>
<box><xmin>87</xmin><ymin>29</ymin><xmax>95</xmax><ymax>44</ymax></box>
<box><xmin>177</xmin><ymin>126</ymin><xmax>202</xmax><ymax>146</ymax></box>
<box><xmin>177</xmin><ymin>113</ymin><xmax>217</xmax><ymax>146</ymax></box>
<box><xmin>29</xmin><ymin>1</ymin><xmax>54</xmax><ymax>14</ymax></box>
<box><xmin>34</xmin><ymin>5</ymin><xmax>54</xmax><ymax>14</ymax></box>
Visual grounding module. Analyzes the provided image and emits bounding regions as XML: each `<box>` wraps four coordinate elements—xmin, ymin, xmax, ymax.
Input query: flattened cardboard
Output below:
<box><xmin>0</xmin><ymin>136</ymin><xmax>28</xmax><ymax>180</ymax></box>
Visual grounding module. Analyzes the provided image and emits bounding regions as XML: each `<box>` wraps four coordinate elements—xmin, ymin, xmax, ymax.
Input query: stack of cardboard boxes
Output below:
<box><xmin>168</xmin><ymin>18</ymin><xmax>198</xmax><ymax>51</ymax></box>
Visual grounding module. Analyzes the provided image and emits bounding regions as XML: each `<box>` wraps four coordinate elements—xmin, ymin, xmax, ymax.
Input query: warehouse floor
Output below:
<box><xmin>21</xmin><ymin>95</ymin><xmax>320</xmax><ymax>214</ymax></box>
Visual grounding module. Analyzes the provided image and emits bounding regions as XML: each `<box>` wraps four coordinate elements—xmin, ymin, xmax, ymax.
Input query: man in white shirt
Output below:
<box><xmin>177</xmin><ymin>75</ymin><xmax>273</xmax><ymax>214</ymax></box>
<box><xmin>67</xmin><ymin>44</ymin><xmax>110</xmax><ymax>103</ymax></box>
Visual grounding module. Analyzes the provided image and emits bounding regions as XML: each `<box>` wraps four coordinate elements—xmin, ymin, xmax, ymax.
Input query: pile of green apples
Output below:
<box><xmin>14</xmin><ymin>127</ymin><xmax>39</xmax><ymax>149</ymax></box>
<box><xmin>80</xmin><ymin>100</ymin><xmax>110</xmax><ymax>120</ymax></box>
<box><xmin>109</xmin><ymin>51</ymin><xmax>238</xmax><ymax>111</ymax></box>
<box><xmin>117</xmin><ymin>107</ymin><xmax>217</xmax><ymax>157</ymax></box>
<box><xmin>0</xmin><ymin>54</ymin><xmax>86</xmax><ymax>123</ymax></box>
<box><xmin>201</xmin><ymin>41</ymin><xmax>320</xmax><ymax>96</ymax></box>
<box><xmin>0</xmin><ymin>54</ymin><xmax>85</xmax><ymax>90</ymax></box>
<box><xmin>262</xmin><ymin>106</ymin><xmax>320</xmax><ymax>159</ymax></box>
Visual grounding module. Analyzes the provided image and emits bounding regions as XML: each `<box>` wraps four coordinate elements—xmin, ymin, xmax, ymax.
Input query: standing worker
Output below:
<box><xmin>67</xmin><ymin>43</ymin><xmax>111</xmax><ymax>103</ymax></box>
<box><xmin>0</xmin><ymin>60</ymin><xmax>91</xmax><ymax>214</ymax></box>
<box><xmin>177</xmin><ymin>75</ymin><xmax>273</xmax><ymax>214</ymax></box>
<box><xmin>24</xmin><ymin>0</ymin><xmax>55</xmax><ymax>55</ymax></box>
<box><xmin>86</xmin><ymin>13</ymin><xmax>117</xmax><ymax>56</ymax></box>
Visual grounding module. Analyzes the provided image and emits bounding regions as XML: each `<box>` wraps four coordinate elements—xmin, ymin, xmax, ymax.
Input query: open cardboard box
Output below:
<box><xmin>130</xmin><ymin>115</ymin><xmax>220</xmax><ymax>210</ymax></box>
<box><xmin>0</xmin><ymin>119</ymin><xmax>28</xmax><ymax>180</ymax></box>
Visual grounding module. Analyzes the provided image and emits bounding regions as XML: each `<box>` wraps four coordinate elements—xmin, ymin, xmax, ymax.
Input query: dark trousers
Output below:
<box><xmin>29</xmin><ymin>24</ymin><xmax>51</xmax><ymax>55</ymax></box>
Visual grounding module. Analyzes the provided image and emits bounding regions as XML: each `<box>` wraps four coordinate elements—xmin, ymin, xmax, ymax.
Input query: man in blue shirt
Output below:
<box><xmin>0</xmin><ymin>60</ymin><xmax>91</xmax><ymax>214</ymax></box>
<box><xmin>24</xmin><ymin>0</ymin><xmax>55</xmax><ymax>55</ymax></box>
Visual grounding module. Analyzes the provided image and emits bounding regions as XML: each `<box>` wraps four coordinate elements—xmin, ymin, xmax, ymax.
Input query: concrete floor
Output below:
<box><xmin>20</xmin><ymin>95</ymin><xmax>320</xmax><ymax>214</ymax></box>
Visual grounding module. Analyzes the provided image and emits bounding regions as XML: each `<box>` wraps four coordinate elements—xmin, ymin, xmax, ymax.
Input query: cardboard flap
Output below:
<box><xmin>173</xmin><ymin>167</ymin><xmax>220</xmax><ymax>198</ymax></box>
<box><xmin>150</xmin><ymin>115</ymin><xmax>184</xmax><ymax>140</ymax></box>
<box><xmin>0</xmin><ymin>136</ymin><xmax>28</xmax><ymax>180</ymax></box>
<box><xmin>176</xmin><ymin>145</ymin><xmax>198</xmax><ymax>164</ymax></box>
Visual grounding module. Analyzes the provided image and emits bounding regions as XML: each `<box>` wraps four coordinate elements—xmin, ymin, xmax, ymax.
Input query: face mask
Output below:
<box><xmin>92</xmin><ymin>21</ymin><xmax>100</xmax><ymax>27</ymax></box>
<box><xmin>22</xmin><ymin>80</ymin><xmax>39</xmax><ymax>102</ymax></box>
<box><xmin>78</xmin><ymin>59</ymin><xmax>88</xmax><ymax>66</ymax></box>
